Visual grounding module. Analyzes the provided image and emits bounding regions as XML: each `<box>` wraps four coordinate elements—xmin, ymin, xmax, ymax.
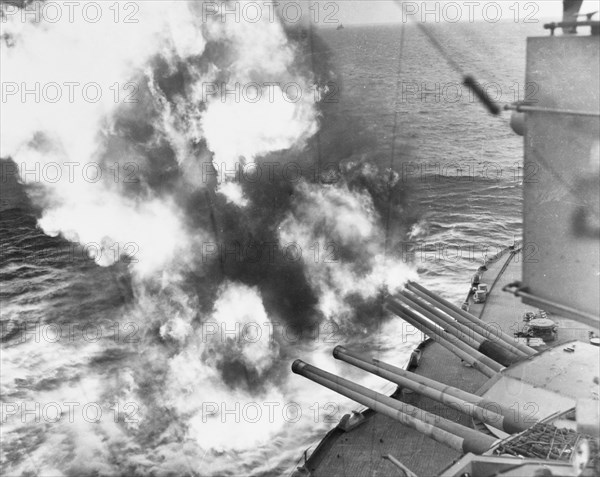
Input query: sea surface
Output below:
<box><xmin>1</xmin><ymin>19</ymin><xmax>540</xmax><ymax>477</ymax></box>
<box><xmin>318</xmin><ymin>20</ymin><xmax>532</xmax><ymax>294</ymax></box>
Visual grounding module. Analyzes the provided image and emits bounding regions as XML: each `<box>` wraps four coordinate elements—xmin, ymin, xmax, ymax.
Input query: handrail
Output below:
<box><xmin>543</xmin><ymin>20</ymin><xmax>600</xmax><ymax>35</ymax></box>
<box><xmin>504</xmin><ymin>103</ymin><xmax>600</xmax><ymax>118</ymax></box>
<box><xmin>503</xmin><ymin>282</ymin><xmax>599</xmax><ymax>327</ymax></box>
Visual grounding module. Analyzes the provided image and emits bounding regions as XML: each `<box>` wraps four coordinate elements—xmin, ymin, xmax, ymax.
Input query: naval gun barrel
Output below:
<box><xmin>333</xmin><ymin>346</ymin><xmax>531</xmax><ymax>434</ymax></box>
<box><xmin>292</xmin><ymin>359</ymin><xmax>497</xmax><ymax>454</ymax></box>
<box><xmin>407</xmin><ymin>282</ymin><xmax>536</xmax><ymax>357</ymax></box>
<box><xmin>396</xmin><ymin>291</ymin><xmax>523</xmax><ymax>366</ymax></box>
<box><xmin>385</xmin><ymin>300</ymin><xmax>503</xmax><ymax>377</ymax></box>
<box><xmin>393</xmin><ymin>293</ymin><xmax>483</xmax><ymax>348</ymax></box>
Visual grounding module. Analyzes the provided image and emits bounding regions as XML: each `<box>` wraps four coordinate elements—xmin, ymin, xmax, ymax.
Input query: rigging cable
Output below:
<box><xmin>377</xmin><ymin>14</ymin><xmax>409</xmax><ymax>473</ymax></box>
<box><xmin>392</xmin><ymin>0</ymin><xmax>501</xmax><ymax>116</ymax></box>
<box><xmin>307</xmin><ymin>13</ymin><xmax>324</xmax><ymax>179</ymax></box>
<box><xmin>384</xmin><ymin>19</ymin><xmax>407</xmax><ymax>257</ymax></box>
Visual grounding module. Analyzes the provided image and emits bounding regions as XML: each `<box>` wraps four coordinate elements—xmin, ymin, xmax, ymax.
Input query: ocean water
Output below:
<box><xmin>1</xmin><ymin>17</ymin><xmax>540</xmax><ymax>477</ymax></box>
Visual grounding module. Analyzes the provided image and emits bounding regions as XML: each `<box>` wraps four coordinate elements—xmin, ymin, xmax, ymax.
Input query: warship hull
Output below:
<box><xmin>294</xmin><ymin>242</ymin><xmax>599</xmax><ymax>476</ymax></box>
<box><xmin>293</xmin><ymin>11</ymin><xmax>600</xmax><ymax>477</ymax></box>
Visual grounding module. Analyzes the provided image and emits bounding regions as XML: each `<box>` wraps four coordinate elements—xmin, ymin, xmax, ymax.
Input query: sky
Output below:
<box><xmin>307</xmin><ymin>0</ymin><xmax>600</xmax><ymax>26</ymax></box>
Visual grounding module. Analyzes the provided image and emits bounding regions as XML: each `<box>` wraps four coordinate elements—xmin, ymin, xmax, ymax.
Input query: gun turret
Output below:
<box><xmin>291</xmin><ymin>359</ymin><xmax>497</xmax><ymax>454</ymax></box>
<box><xmin>333</xmin><ymin>346</ymin><xmax>533</xmax><ymax>434</ymax></box>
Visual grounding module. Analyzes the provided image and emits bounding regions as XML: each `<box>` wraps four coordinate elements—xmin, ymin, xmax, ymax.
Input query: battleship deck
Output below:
<box><xmin>295</xmin><ymin>245</ymin><xmax>596</xmax><ymax>477</ymax></box>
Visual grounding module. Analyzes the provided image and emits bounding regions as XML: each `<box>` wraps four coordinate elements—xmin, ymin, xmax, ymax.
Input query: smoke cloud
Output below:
<box><xmin>1</xmin><ymin>1</ymin><xmax>415</xmax><ymax>475</ymax></box>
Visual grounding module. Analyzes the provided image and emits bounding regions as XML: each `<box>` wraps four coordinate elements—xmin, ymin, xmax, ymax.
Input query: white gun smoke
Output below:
<box><xmin>1</xmin><ymin>1</ymin><xmax>415</xmax><ymax>475</ymax></box>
